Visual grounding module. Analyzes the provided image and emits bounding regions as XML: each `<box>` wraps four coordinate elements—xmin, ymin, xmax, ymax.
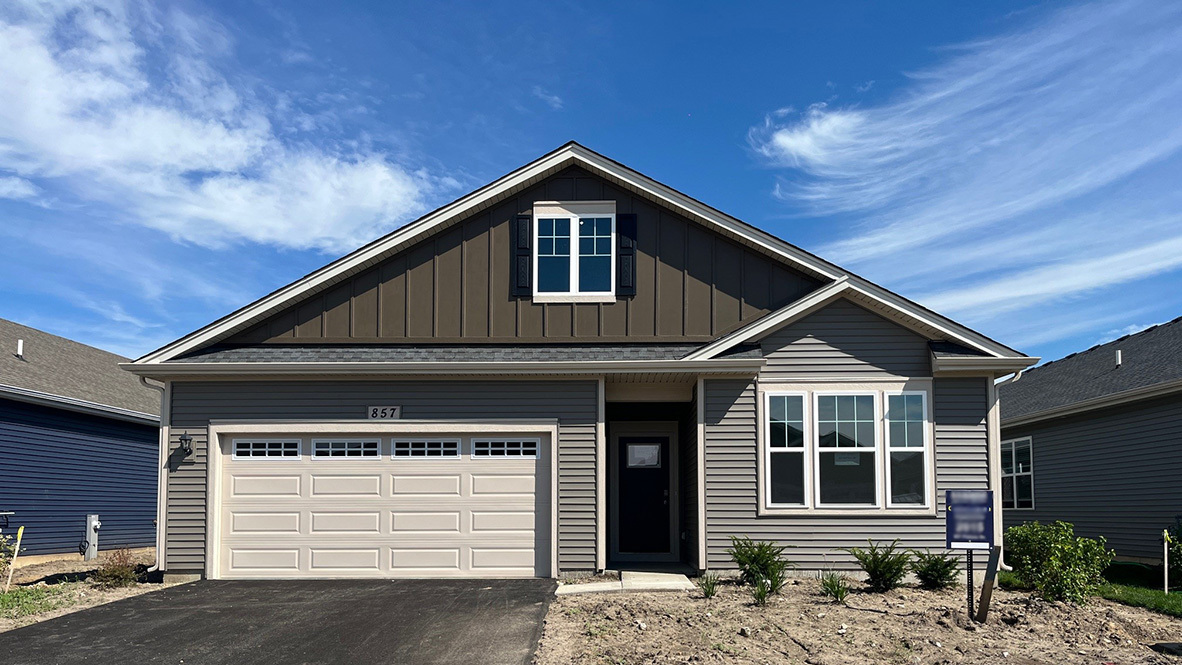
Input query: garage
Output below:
<box><xmin>205</xmin><ymin>424</ymin><xmax>554</xmax><ymax>579</ymax></box>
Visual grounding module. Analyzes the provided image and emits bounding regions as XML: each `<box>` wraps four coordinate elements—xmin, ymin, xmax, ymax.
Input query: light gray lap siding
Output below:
<box><xmin>166</xmin><ymin>379</ymin><xmax>597</xmax><ymax>573</ymax></box>
<box><xmin>1002</xmin><ymin>392</ymin><xmax>1182</xmax><ymax>560</ymax></box>
<box><xmin>702</xmin><ymin>377</ymin><xmax>989</xmax><ymax>570</ymax></box>
<box><xmin>760</xmin><ymin>299</ymin><xmax>932</xmax><ymax>380</ymax></box>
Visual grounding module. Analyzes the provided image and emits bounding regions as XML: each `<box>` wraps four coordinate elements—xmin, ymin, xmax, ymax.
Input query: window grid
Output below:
<box><xmin>313</xmin><ymin>439</ymin><xmax>379</xmax><ymax>459</ymax></box>
<box><xmin>392</xmin><ymin>439</ymin><xmax>460</xmax><ymax>458</ymax></box>
<box><xmin>234</xmin><ymin>439</ymin><xmax>300</xmax><ymax>459</ymax></box>
<box><xmin>1001</xmin><ymin>438</ymin><xmax>1034</xmax><ymax>509</ymax></box>
<box><xmin>472</xmin><ymin>439</ymin><xmax>539</xmax><ymax>458</ymax></box>
<box><xmin>817</xmin><ymin>394</ymin><xmax>877</xmax><ymax>448</ymax></box>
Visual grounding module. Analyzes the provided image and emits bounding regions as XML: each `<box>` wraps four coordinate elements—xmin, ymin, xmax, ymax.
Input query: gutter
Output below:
<box><xmin>138</xmin><ymin>377</ymin><xmax>167</xmax><ymax>573</ymax></box>
<box><xmin>119</xmin><ymin>358</ymin><xmax>767</xmax><ymax>378</ymax></box>
<box><xmin>930</xmin><ymin>356</ymin><xmax>1040</xmax><ymax>374</ymax></box>
<box><xmin>0</xmin><ymin>383</ymin><xmax>158</xmax><ymax>425</ymax></box>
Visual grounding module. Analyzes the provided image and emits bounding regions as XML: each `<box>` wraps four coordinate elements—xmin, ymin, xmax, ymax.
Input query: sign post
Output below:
<box><xmin>946</xmin><ymin>490</ymin><xmax>994</xmax><ymax>622</ymax></box>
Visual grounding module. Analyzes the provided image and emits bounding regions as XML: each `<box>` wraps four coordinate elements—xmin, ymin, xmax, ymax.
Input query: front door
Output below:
<box><xmin>611</xmin><ymin>426</ymin><xmax>677</xmax><ymax>561</ymax></box>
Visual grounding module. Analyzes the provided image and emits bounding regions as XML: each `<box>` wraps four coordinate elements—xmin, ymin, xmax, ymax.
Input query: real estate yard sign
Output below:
<box><xmin>946</xmin><ymin>490</ymin><xmax>996</xmax><ymax>622</ymax></box>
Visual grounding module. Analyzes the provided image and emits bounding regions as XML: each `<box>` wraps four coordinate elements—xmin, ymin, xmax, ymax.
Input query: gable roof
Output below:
<box><xmin>129</xmin><ymin>141</ymin><xmax>1028</xmax><ymax>369</ymax></box>
<box><xmin>1000</xmin><ymin>316</ymin><xmax>1182</xmax><ymax>426</ymax></box>
<box><xmin>0</xmin><ymin>318</ymin><xmax>159</xmax><ymax>423</ymax></box>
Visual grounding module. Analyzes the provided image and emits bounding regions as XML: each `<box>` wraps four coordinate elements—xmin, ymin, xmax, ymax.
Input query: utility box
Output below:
<box><xmin>83</xmin><ymin>514</ymin><xmax>100</xmax><ymax>560</ymax></box>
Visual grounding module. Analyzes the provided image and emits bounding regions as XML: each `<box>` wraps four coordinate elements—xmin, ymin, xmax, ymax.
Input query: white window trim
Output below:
<box><xmin>231</xmin><ymin>438</ymin><xmax>302</xmax><ymax>461</ymax></box>
<box><xmin>813</xmin><ymin>391</ymin><xmax>882</xmax><ymax>509</ymax></box>
<box><xmin>532</xmin><ymin>201</ymin><xmax>616</xmax><ymax>298</ymax></box>
<box><xmin>763</xmin><ymin>391</ymin><xmax>810</xmax><ymax>509</ymax></box>
<box><xmin>311</xmin><ymin>438</ymin><xmax>381</xmax><ymax>460</ymax></box>
<box><xmin>471</xmin><ymin>437</ymin><xmax>541</xmax><ymax>459</ymax></box>
<box><xmin>1001</xmin><ymin>437</ymin><xmax>1035</xmax><ymax>510</ymax></box>
<box><xmin>390</xmin><ymin>438</ymin><xmax>461</xmax><ymax>460</ymax></box>
<box><xmin>883</xmin><ymin>390</ymin><xmax>934</xmax><ymax>509</ymax></box>
<box><xmin>757</xmin><ymin>380</ymin><xmax>936</xmax><ymax>516</ymax></box>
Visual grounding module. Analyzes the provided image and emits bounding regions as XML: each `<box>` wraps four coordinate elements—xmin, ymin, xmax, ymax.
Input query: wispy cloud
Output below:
<box><xmin>0</xmin><ymin>175</ymin><xmax>37</xmax><ymax>199</ymax></box>
<box><xmin>532</xmin><ymin>85</ymin><xmax>564</xmax><ymax>110</ymax></box>
<box><xmin>0</xmin><ymin>0</ymin><xmax>448</xmax><ymax>253</ymax></box>
<box><xmin>750</xmin><ymin>0</ymin><xmax>1182</xmax><ymax>351</ymax></box>
<box><xmin>1094</xmin><ymin>321</ymin><xmax>1163</xmax><ymax>346</ymax></box>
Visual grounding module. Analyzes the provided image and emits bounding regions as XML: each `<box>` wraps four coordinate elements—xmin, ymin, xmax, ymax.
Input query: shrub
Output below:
<box><xmin>845</xmin><ymin>539</ymin><xmax>911</xmax><ymax>592</ymax></box>
<box><xmin>1005</xmin><ymin>521</ymin><xmax>1113</xmax><ymax>603</ymax></box>
<box><xmin>698</xmin><ymin>572</ymin><xmax>720</xmax><ymax>599</ymax></box>
<box><xmin>819</xmin><ymin>571</ymin><xmax>850</xmax><ymax>603</ymax></box>
<box><xmin>0</xmin><ymin>532</ymin><xmax>15</xmax><ymax>580</ymax></box>
<box><xmin>1167</xmin><ymin>516</ymin><xmax>1182</xmax><ymax>582</ymax></box>
<box><xmin>92</xmin><ymin>549</ymin><xmax>138</xmax><ymax>589</ymax></box>
<box><xmin>911</xmin><ymin>549</ymin><xmax>960</xmax><ymax>590</ymax></box>
<box><xmin>727</xmin><ymin>536</ymin><xmax>793</xmax><ymax>587</ymax></box>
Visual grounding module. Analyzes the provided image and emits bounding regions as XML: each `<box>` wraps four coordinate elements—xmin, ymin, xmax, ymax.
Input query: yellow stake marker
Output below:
<box><xmin>4</xmin><ymin>526</ymin><xmax>25</xmax><ymax>594</ymax></box>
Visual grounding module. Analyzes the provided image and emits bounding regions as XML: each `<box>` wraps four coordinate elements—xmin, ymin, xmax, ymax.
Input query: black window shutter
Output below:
<box><xmin>616</xmin><ymin>213</ymin><xmax>637</xmax><ymax>297</ymax></box>
<box><xmin>512</xmin><ymin>213</ymin><xmax>532</xmax><ymax>297</ymax></box>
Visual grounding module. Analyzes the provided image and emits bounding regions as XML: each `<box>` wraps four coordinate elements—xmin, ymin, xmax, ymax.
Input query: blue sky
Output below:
<box><xmin>1</xmin><ymin>1</ymin><xmax>1180</xmax><ymax>362</ymax></box>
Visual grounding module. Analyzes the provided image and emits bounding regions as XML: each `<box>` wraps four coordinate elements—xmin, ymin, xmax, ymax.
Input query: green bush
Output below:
<box><xmin>91</xmin><ymin>549</ymin><xmax>138</xmax><ymax>589</ymax></box>
<box><xmin>726</xmin><ymin>536</ymin><xmax>793</xmax><ymax>587</ymax></box>
<box><xmin>1167</xmin><ymin>516</ymin><xmax>1182</xmax><ymax>582</ymax></box>
<box><xmin>751</xmin><ymin>577</ymin><xmax>773</xmax><ymax>606</ymax></box>
<box><xmin>697</xmin><ymin>572</ymin><xmax>720</xmax><ymax>599</ymax></box>
<box><xmin>911</xmin><ymin>549</ymin><xmax>960</xmax><ymax>590</ymax></box>
<box><xmin>819</xmin><ymin>571</ymin><xmax>850</xmax><ymax>603</ymax></box>
<box><xmin>845</xmin><ymin>539</ymin><xmax>910</xmax><ymax>592</ymax></box>
<box><xmin>1005</xmin><ymin>521</ymin><xmax>1113</xmax><ymax>603</ymax></box>
<box><xmin>0</xmin><ymin>532</ymin><xmax>15</xmax><ymax>579</ymax></box>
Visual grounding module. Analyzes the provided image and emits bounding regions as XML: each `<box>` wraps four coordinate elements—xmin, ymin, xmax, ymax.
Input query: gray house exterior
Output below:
<box><xmin>123</xmin><ymin>143</ymin><xmax>1035</xmax><ymax>581</ymax></box>
<box><xmin>1000</xmin><ymin>319</ymin><xmax>1182</xmax><ymax>562</ymax></box>
<box><xmin>1</xmin><ymin>318</ymin><xmax>160</xmax><ymax>555</ymax></box>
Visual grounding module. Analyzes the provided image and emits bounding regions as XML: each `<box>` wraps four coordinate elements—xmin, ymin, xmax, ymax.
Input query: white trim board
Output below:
<box><xmin>130</xmin><ymin>141</ymin><xmax>1022</xmax><ymax>365</ymax></box>
<box><xmin>0</xmin><ymin>383</ymin><xmax>159</xmax><ymax>425</ymax></box>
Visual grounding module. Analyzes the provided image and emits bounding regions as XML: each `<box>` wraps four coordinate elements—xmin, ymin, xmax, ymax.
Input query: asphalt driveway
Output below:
<box><xmin>1</xmin><ymin>579</ymin><xmax>557</xmax><ymax>665</ymax></box>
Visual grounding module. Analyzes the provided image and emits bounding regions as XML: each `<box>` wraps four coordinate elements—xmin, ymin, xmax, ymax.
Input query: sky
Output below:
<box><xmin>1</xmin><ymin>0</ymin><xmax>1180</xmax><ymax>363</ymax></box>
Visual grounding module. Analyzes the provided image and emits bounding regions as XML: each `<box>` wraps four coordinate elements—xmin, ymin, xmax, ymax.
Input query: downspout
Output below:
<box><xmin>987</xmin><ymin>375</ymin><xmax>1012</xmax><ymax>571</ymax></box>
<box><xmin>140</xmin><ymin>376</ymin><xmax>168</xmax><ymax>573</ymax></box>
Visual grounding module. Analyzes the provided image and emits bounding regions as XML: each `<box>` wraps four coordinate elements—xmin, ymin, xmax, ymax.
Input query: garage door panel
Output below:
<box><xmin>217</xmin><ymin>432</ymin><xmax>547</xmax><ymax>579</ymax></box>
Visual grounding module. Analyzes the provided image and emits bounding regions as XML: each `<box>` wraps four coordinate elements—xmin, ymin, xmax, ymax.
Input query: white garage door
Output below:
<box><xmin>213</xmin><ymin>433</ymin><xmax>549</xmax><ymax>579</ymax></box>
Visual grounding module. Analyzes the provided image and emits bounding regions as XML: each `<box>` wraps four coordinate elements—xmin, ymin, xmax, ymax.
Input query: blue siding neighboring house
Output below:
<box><xmin>0</xmin><ymin>319</ymin><xmax>160</xmax><ymax>556</ymax></box>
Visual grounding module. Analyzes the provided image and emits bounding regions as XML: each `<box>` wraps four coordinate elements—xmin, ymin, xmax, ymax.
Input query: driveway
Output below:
<box><xmin>1</xmin><ymin>579</ymin><xmax>557</xmax><ymax>665</ymax></box>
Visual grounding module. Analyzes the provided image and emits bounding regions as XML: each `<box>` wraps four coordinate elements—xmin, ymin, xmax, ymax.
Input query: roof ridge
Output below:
<box><xmin>0</xmin><ymin>317</ymin><xmax>130</xmax><ymax>361</ymax></box>
<box><xmin>1017</xmin><ymin>313</ymin><xmax>1182</xmax><ymax>375</ymax></box>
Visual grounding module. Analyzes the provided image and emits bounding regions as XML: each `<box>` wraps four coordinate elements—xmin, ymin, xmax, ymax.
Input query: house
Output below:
<box><xmin>121</xmin><ymin>142</ymin><xmax>1036</xmax><ymax>581</ymax></box>
<box><xmin>1000</xmin><ymin>318</ymin><xmax>1182</xmax><ymax>563</ymax></box>
<box><xmin>1</xmin><ymin>318</ymin><xmax>160</xmax><ymax>556</ymax></box>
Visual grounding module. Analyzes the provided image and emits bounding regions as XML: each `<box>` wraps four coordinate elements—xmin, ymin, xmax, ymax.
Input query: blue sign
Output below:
<box><xmin>946</xmin><ymin>490</ymin><xmax>994</xmax><ymax>550</ymax></box>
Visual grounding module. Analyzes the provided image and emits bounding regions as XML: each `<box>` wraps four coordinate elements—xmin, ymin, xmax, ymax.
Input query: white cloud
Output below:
<box><xmin>750</xmin><ymin>0</ymin><xmax>1182</xmax><ymax>350</ymax></box>
<box><xmin>0</xmin><ymin>0</ymin><xmax>443</xmax><ymax>253</ymax></box>
<box><xmin>532</xmin><ymin>85</ymin><xmax>563</xmax><ymax>110</ymax></box>
<box><xmin>1094</xmin><ymin>321</ymin><xmax>1162</xmax><ymax>346</ymax></box>
<box><xmin>0</xmin><ymin>175</ymin><xmax>37</xmax><ymax>199</ymax></box>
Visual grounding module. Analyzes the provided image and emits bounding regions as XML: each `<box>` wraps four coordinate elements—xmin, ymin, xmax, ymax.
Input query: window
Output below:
<box><xmin>313</xmin><ymin>439</ymin><xmax>379</xmax><ymax>459</ymax></box>
<box><xmin>392</xmin><ymin>439</ymin><xmax>460</xmax><ymax>458</ymax></box>
<box><xmin>1001</xmin><ymin>438</ymin><xmax>1034</xmax><ymax>509</ymax></box>
<box><xmin>816</xmin><ymin>394</ymin><xmax>878</xmax><ymax>506</ymax></box>
<box><xmin>472</xmin><ymin>439</ymin><xmax>539</xmax><ymax>458</ymax></box>
<box><xmin>765</xmin><ymin>394</ymin><xmax>807</xmax><ymax>506</ymax></box>
<box><xmin>233</xmin><ymin>439</ymin><xmax>300</xmax><ymax>459</ymax></box>
<box><xmin>533</xmin><ymin>203</ymin><xmax>614</xmax><ymax>296</ymax></box>
<box><xmin>886</xmin><ymin>393</ymin><xmax>928</xmax><ymax>506</ymax></box>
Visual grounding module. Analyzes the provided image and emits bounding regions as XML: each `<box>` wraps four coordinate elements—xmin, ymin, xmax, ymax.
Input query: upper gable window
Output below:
<box><xmin>533</xmin><ymin>202</ymin><xmax>615</xmax><ymax>300</ymax></box>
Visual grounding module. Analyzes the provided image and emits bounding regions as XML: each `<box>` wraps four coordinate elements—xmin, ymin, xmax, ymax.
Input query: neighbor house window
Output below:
<box><xmin>762</xmin><ymin>387</ymin><xmax>933</xmax><ymax>511</ymax></box>
<box><xmin>533</xmin><ymin>202</ymin><xmax>615</xmax><ymax>296</ymax></box>
<box><xmin>886</xmin><ymin>393</ymin><xmax>928</xmax><ymax>506</ymax></box>
<box><xmin>1001</xmin><ymin>438</ymin><xmax>1034</xmax><ymax>509</ymax></box>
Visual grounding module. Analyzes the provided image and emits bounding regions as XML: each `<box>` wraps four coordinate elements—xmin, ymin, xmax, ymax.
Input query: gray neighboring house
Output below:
<box><xmin>1</xmin><ymin>318</ymin><xmax>160</xmax><ymax>554</ymax></box>
<box><xmin>122</xmin><ymin>142</ymin><xmax>1036</xmax><ymax>581</ymax></box>
<box><xmin>1000</xmin><ymin>318</ymin><xmax>1182</xmax><ymax>563</ymax></box>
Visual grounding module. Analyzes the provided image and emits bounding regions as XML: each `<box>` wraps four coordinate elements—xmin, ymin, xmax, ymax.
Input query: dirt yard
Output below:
<box><xmin>535</xmin><ymin>578</ymin><xmax>1182</xmax><ymax>664</ymax></box>
<box><xmin>1</xmin><ymin>548</ymin><xmax>172</xmax><ymax>633</ymax></box>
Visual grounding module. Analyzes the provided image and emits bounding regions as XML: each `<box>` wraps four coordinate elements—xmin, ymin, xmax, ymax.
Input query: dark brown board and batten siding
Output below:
<box><xmin>702</xmin><ymin>377</ymin><xmax>989</xmax><ymax>570</ymax></box>
<box><xmin>1002</xmin><ymin>393</ymin><xmax>1182</xmax><ymax>560</ymax></box>
<box><xmin>226</xmin><ymin>167</ymin><xmax>821</xmax><ymax>345</ymax></box>
<box><xmin>166</xmin><ymin>380</ymin><xmax>597</xmax><ymax>573</ymax></box>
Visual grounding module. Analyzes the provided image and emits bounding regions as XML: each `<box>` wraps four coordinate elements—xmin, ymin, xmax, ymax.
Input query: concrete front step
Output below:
<box><xmin>556</xmin><ymin>571</ymin><xmax>695</xmax><ymax>596</ymax></box>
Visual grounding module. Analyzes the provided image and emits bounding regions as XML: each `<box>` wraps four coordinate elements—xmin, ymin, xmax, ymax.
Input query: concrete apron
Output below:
<box><xmin>556</xmin><ymin>571</ymin><xmax>695</xmax><ymax>596</ymax></box>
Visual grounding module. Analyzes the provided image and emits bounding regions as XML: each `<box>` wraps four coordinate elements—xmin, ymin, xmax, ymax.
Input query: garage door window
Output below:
<box><xmin>392</xmin><ymin>439</ymin><xmax>460</xmax><ymax>458</ymax></box>
<box><xmin>313</xmin><ymin>439</ymin><xmax>380</xmax><ymax>459</ymax></box>
<box><xmin>472</xmin><ymin>439</ymin><xmax>539</xmax><ymax>458</ymax></box>
<box><xmin>233</xmin><ymin>439</ymin><xmax>300</xmax><ymax>459</ymax></box>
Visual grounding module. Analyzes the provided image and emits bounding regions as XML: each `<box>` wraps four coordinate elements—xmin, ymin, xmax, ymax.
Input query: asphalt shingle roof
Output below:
<box><xmin>999</xmin><ymin>316</ymin><xmax>1182</xmax><ymax>422</ymax></box>
<box><xmin>172</xmin><ymin>343</ymin><xmax>762</xmax><ymax>363</ymax></box>
<box><xmin>0</xmin><ymin>318</ymin><xmax>160</xmax><ymax>416</ymax></box>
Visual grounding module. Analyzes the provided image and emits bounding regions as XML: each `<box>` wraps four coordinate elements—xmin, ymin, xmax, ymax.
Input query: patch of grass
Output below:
<box><xmin>998</xmin><ymin>570</ymin><xmax>1033</xmax><ymax>590</ymax></box>
<box><xmin>0</xmin><ymin>584</ymin><xmax>75</xmax><ymax>619</ymax></box>
<box><xmin>819</xmin><ymin>571</ymin><xmax>850</xmax><ymax>603</ymax></box>
<box><xmin>92</xmin><ymin>549</ymin><xmax>138</xmax><ymax>589</ymax></box>
<box><xmin>697</xmin><ymin>572</ymin><xmax>720</xmax><ymax>599</ymax></box>
<box><xmin>1098</xmin><ymin>583</ymin><xmax>1182</xmax><ymax>618</ymax></box>
<box><xmin>584</xmin><ymin>619</ymin><xmax>616</xmax><ymax>638</ymax></box>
